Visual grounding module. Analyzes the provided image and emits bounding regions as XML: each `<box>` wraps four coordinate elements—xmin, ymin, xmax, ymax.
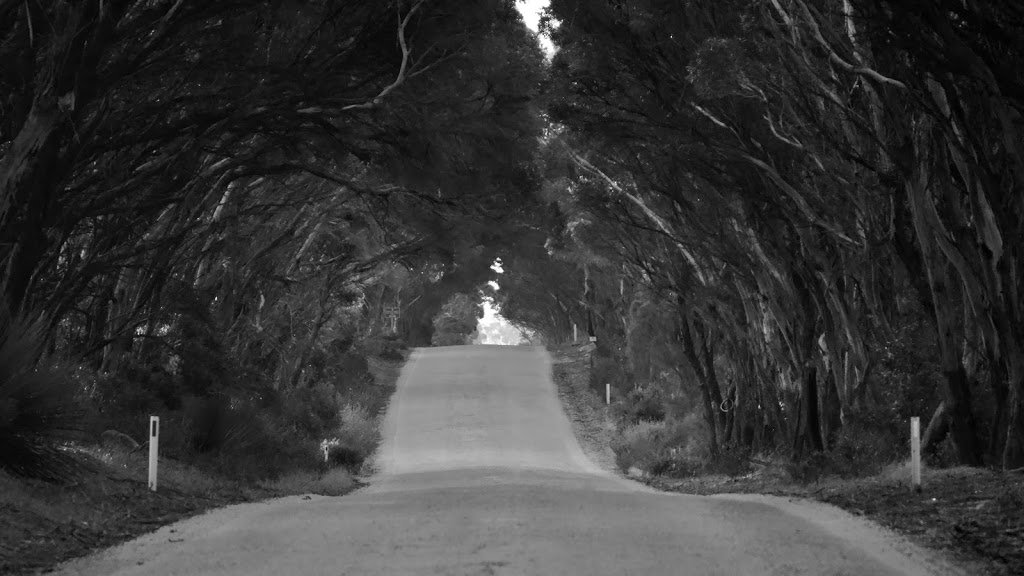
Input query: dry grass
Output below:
<box><xmin>260</xmin><ymin>468</ymin><xmax>357</xmax><ymax>497</ymax></box>
<box><xmin>84</xmin><ymin>445</ymin><xmax>228</xmax><ymax>493</ymax></box>
<box><xmin>549</xmin><ymin>343</ymin><xmax>618</xmax><ymax>472</ymax></box>
<box><xmin>310</xmin><ymin>468</ymin><xmax>358</xmax><ymax>496</ymax></box>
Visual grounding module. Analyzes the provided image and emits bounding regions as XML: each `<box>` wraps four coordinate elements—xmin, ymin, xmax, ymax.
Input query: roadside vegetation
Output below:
<box><xmin>0</xmin><ymin>321</ymin><xmax>408</xmax><ymax>575</ymax></box>
<box><xmin>3</xmin><ymin>0</ymin><xmax>1024</xmax><ymax>572</ymax></box>
<box><xmin>493</xmin><ymin>0</ymin><xmax>1024</xmax><ymax>546</ymax></box>
<box><xmin>0</xmin><ymin>2</ymin><xmax>544</xmax><ymax>573</ymax></box>
<box><xmin>549</xmin><ymin>343</ymin><xmax>1023</xmax><ymax>576</ymax></box>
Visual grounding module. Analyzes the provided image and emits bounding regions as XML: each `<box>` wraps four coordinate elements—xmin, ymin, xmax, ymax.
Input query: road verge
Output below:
<box><xmin>0</xmin><ymin>352</ymin><xmax>408</xmax><ymax>576</ymax></box>
<box><xmin>547</xmin><ymin>344</ymin><xmax>1022</xmax><ymax>576</ymax></box>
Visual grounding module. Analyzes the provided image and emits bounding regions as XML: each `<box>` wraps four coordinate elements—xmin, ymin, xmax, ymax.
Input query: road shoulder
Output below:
<box><xmin>548</xmin><ymin>343</ymin><xmax>618</xmax><ymax>474</ymax></box>
<box><xmin>547</xmin><ymin>344</ymin><xmax>1021</xmax><ymax>576</ymax></box>
<box><xmin>1</xmin><ymin>353</ymin><xmax>410</xmax><ymax>576</ymax></box>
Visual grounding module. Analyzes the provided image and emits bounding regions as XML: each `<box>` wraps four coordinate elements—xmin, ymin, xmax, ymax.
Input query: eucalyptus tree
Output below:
<box><xmin>498</xmin><ymin>0</ymin><xmax>950</xmax><ymax>465</ymax></box>
<box><xmin>0</xmin><ymin>0</ymin><xmax>546</xmax><ymax>415</ymax></box>
<box><xmin>513</xmin><ymin>0</ymin><xmax>1024</xmax><ymax>469</ymax></box>
<box><xmin>750</xmin><ymin>0</ymin><xmax>1024</xmax><ymax>467</ymax></box>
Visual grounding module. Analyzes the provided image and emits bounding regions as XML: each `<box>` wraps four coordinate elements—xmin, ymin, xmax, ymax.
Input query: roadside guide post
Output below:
<box><xmin>573</xmin><ymin>323</ymin><xmax>577</xmax><ymax>343</ymax></box>
<box><xmin>148</xmin><ymin>416</ymin><xmax>159</xmax><ymax>492</ymax></box>
<box><xmin>910</xmin><ymin>416</ymin><xmax>921</xmax><ymax>492</ymax></box>
<box><xmin>606</xmin><ymin>383</ymin><xmax>611</xmax><ymax>405</ymax></box>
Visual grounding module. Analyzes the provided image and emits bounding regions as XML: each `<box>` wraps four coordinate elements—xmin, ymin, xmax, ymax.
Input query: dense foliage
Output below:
<box><xmin>0</xmin><ymin>0</ymin><xmax>544</xmax><ymax>479</ymax></box>
<box><xmin>4</xmin><ymin>0</ymin><xmax>1022</xmax><ymax>482</ymax></box>
<box><xmin>496</xmin><ymin>0</ymin><xmax>1024</xmax><ymax>472</ymax></box>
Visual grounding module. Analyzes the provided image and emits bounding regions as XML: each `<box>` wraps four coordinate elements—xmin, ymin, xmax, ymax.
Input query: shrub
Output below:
<box><xmin>704</xmin><ymin>445</ymin><xmax>752</xmax><ymax>477</ymax></box>
<box><xmin>279</xmin><ymin>383</ymin><xmax>343</xmax><ymax>439</ymax></box>
<box><xmin>786</xmin><ymin>452</ymin><xmax>836</xmax><ymax>484</ymax></box>
<box><xmin>614</xmin><ymin>385</ymin><xmax>667</xmax><ymax>425</ymax></box>
<box><xmin>431</xmin><ymin>331</ymin><xmax>468</xmax><ymax>346</ymax></box>
<box><xmin>360</xmin><ymin>335</ymin><xmax>407</xmax><ymax>361</ymax></box>
<box><xmin>612</xmin><ymin>420</ymin><xmax>662</xmax><ymax>473</ymax></box>
<box><xmin>88</xmin><ymin>361</ymin><xmax>180</xmax><ymax>418</ymax></box>
<box><xmin>322</xmin><ymin>403</ymin><xmax>379</xmax><ymax>472</ymax></box>
<box><xmin>590</xmin><ymin>355</ymin><xmax>629</xmax><ymax>398</ymax></box>
<box><xmin>247</xmin><ymin>420</ymin><xmax>320</xmax><ymax>479</ymax></box>
<box><xmin>786</xmin><ymin>421</ymin><xmax>901</xmax><ymax>484</ymax></box>
<box><xmin>0</xmin><ymin>312</ymin><xmax>87</xmax><ymax>481</ymax></box>
<box><xmin>826</xmin><ymin>406</ymin><xmax>905</xmax><ymax>478</ymax></box>
<box><xmin>379</xmin><ymin>340</ymin><xmax>406</xmax><ymax>361</ymax></box>
<box><xmin>175</xmin><ymin>395</ymin><xmax>315</xmax><ymax>479</ymax></box>
<box><xmin>611</xmin><ymin>419</ymin><xmax>691</xmax><ymax>476</ymax></box>
<box><xmin>679</xmin><ymin>411</ymin><xmax>711</xmax><ymax>461</ymax></box>
<box><xmin>336</xmin><ymin>352</ymin><xmax>373</xmax><ymax>388</ymax></box>
<box><xmin>648</xmin><ymin>451</ymin><xmax>701</xmax><ymax>478</ymax></box>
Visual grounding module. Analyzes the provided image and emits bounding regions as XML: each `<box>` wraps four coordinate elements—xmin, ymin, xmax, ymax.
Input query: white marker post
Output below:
<box><xmin>910</xmin><ymin>416</ymin><xmax>921</xmax><ymax>492</ymax></box>
<box><xmin>606</xmin><ymin>383</ymin><xmax>611</xmax><ymax>405</ymax></box>
<box><xmin>148</xmin><ymin>416</ymin><xmax>159</xmax><ymax>492</ymax></box>
<box><xmin>573</xmin><ymin>323</ymin><xmax>577</xmax><ymax>343</ymax></box>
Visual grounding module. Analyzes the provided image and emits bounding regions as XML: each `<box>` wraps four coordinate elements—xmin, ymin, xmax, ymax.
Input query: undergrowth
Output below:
<box><xmin>0</xmin><ymin>311</ymin><xmax>88</xmax><ymax>481</ymax></box>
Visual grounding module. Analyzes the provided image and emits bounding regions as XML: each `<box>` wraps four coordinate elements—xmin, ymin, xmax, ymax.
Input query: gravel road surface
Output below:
<box><xmin>55</xmin><ymin>345</ymin><xmax>961</xmax><ymax>576</ymax></box>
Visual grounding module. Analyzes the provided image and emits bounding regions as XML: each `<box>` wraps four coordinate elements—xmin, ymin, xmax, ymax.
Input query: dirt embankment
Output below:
<box><xmin>547</xmin><ymin>344</ymin><xmax>1024</xmax><ymax>576</ymax></box>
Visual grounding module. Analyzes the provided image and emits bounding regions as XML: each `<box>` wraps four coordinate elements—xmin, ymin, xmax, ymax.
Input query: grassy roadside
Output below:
<box><xmin>548</xmin><ymin>344</ymin><xmax>1024</xmax><ymax>576</ymax></box>
<box><xmin>549</xmin><ymin>343</ymin><xmax>617</xmax><ymax>472</ymax></box>
<box><xmin>0</xmin><ymin>353</ymin><xmax>407</xmax><ymax>576</ymax></box>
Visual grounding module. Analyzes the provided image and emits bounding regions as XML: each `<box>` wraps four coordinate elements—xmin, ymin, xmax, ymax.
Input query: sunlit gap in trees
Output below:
<box><xmin>476</xmin><ymin>259</ymin><xmax>527</xmax><ymax>345</ymax></box>
<box><xmin>515</xmin><ymin>0</ymin><xmax>556</xmax><ymax>57</ymax></box>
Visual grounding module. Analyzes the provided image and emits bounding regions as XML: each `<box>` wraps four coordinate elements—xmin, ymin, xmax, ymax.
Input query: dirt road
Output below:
<box><xmin>56</xmin><ymin>345</ymin><xmax>960</xmax><ymax>575</ymax></box>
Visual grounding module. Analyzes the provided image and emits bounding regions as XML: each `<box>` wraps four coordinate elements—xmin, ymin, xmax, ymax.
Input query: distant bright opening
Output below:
<box><xmin>515</xmin><ymin>0</ymin><xmax>555</xmax><ymax>57</ymax></box>
<box><xmin>476</xmin><ymin>259</ymin><xmax>526</xmax><ymax>345</ymax></box>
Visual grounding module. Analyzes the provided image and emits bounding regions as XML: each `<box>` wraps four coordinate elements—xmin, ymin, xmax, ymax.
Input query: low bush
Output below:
<box><xmin>678</xmin><ymin>411</ymin><xmax>711</xmax><ymax>461</ymax></box>
<box><xmin>0</xmin><ymin>312</ymin><xmax>87</xmax><ymax>481</ymax></box>
<box><xmin>360</xmin><ymin>335</ymin><xmax>407</xmax><ymax>361</ymax></box>
<box><xmin>614</xmin><ymin>386</ymin><xmax>666</xmax><ymax>425</ymax></box>
<box><xmin>590</xmin><ymin>355</ymin><xmax>629</xmax><ymax>399</ymax></box>
<box><xmin>785</xmin><ymin>452</ymin><xmax>836</xmax><ymax>484</ymax></box>
<box><xmin>183</xmin><ymin>396</ymin><xmax>271</xmax><ymax>456</ymax></box>
<box><xmin>612</xmin><ymin>419</ymin><xmax>663</xmax><ymax>473</ymax></box>
<box><xmin>279</xmin><ymin>383</ymin><xmax>343</xmax><ymax>439</ymax></box>
<box><xmin>610</xmin><ymin>409</ymin><xmax>754</xmax><ymax>478</ymax></box>
<box><xmin>647</xmin><ymin>451</ymin><xmax>701</xmax><ymax>478</ymax></box>
<box><xmin>258</xmin><ymin>467</ymin><xmax>357</xmax><ymax>496</ymax></box>
<box><xmin>335</xmin><ymin>352</ymin><xmax>374</xmax><ymax>387</ymax></box>
<box><xmin>704</xmin><ymin>445</ymin><xmax>752</xmax><ymax>477</ymax></box>
<box><xmin>211</xmin><ymin>416</ymin><xmax>319</xmax><ymax>481</ymax></box>
<box><xmin>322</xmin><ymin>403</ymin><xmax>379</xmax><ymax>472</ymax></box>
<box><xmin>148</xmin><ymin>394</ymin><xmax>319</xmax><ymax>480</ymax></box>
<box><xmin>828</xmin><ymin>406</ymin><xmax>905</xmax><ymax>478</ymax></box>
<box><xmin>611</xmin><ymin>419</ymin><xmax>691</xmax><ymax>477</ymax></box>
